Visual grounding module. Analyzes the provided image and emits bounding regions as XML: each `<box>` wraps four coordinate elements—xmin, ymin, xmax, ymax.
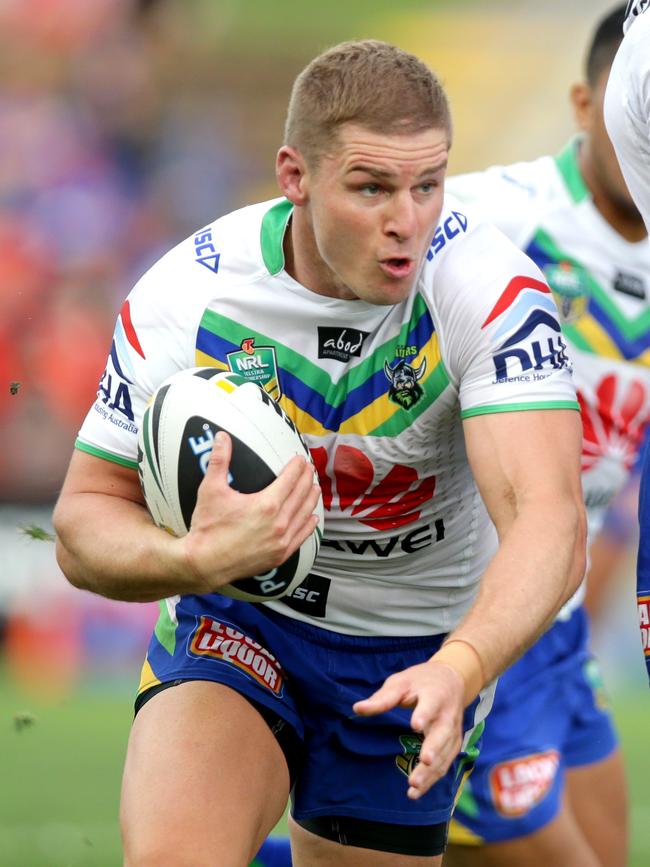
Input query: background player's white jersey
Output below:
<box><xmin>605</xmin><ymin>8</ymin><xmax>650</xmax><ymax>230</ymax></box>
<box><xmin>78</xmin><ymin>197</ymin><xmax>576</xmax><ymax>636</ymax></box>
<box><xmin>624</xmin><ymin>0</ymin><xmax>649</xmax><ymax>33</ymax></box>
<box><xmin>448</xmin><ymin>141</ymin><xmax>650</xmax><ymax>612</ymax></box>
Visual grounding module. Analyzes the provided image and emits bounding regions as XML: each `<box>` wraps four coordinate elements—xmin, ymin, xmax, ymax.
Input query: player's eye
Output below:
<box><xmin>359</xmin><ymin>183</ymin><xmax>382</xmax><ymax>197</ymax></box>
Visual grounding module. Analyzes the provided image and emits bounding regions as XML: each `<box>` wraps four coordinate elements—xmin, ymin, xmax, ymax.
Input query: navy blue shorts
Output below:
<box><xmin>137</xmin><ymin>594</ymin><xmax>487</xmax><ymax>830</ymax></box>
<box><xmin>448</xmin><ymin>606</ymin><xmax>617</xmax><ymax>844</ymax></box>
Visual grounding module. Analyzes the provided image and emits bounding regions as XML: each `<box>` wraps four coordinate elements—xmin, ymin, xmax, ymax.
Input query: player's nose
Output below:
<box><xmin>384</xmin><ymin>191</ymin><xmax>418</xmax><ymax>241</ymax></box>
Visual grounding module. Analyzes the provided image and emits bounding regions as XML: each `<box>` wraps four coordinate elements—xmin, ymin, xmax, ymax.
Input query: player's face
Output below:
<box><xmin>284</xmin><ymin>124</ymin><xmax>448</xmax><ymax>304</ymax></box>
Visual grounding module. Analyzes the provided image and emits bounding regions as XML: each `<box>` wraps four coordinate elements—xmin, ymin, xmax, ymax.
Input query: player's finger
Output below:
<box><xmin>265</xmin><ymin>455</ymin><xmax>312</xmax><ymax>504</ymax></box>
<box><xmin>284</xmin><ymin>484</ymin><xmax>322</xmax><ymax>538</ymax></box>
<box><xmin>278</xmin><ymin>459</ymin><xmax>319</xmax><ymax>519</ymax></box>
<box><xmin>409</xmin><ymin>689</ymin><xmax>451</xmax><ymax>735</ymax></box>
<box><xmin>284</xmin><ymin>509</ymin><xmax>321</xmax><ymax>557</ymax></box>
<box><xmin>353</xmin><ymin>680</ymin><xmax>413</xmax><ymax>717</ymax></box>
<box><xmin>406</xmin><ymin>724</ymin><xmax>461</xmax><ymax>798</ymax></box>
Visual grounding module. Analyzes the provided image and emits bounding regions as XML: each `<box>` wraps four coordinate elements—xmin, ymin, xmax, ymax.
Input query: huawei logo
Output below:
<box><xmin>309</xmin><ymin>444</ymin><xmax>436</xmax><ymax>531</ymax></box>
<box><xmin>579</xmin><ymin>375</ymin><xmax>649</xmax><ymax>471</ymax></box>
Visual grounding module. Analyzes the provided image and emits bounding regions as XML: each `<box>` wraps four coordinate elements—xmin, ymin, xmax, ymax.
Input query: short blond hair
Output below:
<box><xmin>284</xmin><ymin>40</ymin><xmax>452</xmax><ymax>167</ymax></box>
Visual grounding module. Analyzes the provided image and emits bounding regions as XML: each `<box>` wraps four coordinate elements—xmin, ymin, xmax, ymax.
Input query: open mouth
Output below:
<box><xmin>379</xmin><ymin>257</ymin><xmax>413</xmax><ymax>279</ymax></box>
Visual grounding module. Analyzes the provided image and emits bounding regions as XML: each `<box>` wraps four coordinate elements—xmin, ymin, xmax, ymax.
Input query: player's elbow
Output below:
<box><xmin>563</xmin><ymin>499</ymin><xmax>588</xmax><ymax>602</ymax></box>
<box><xmin>52</xmin><ymin>499</ymin><xmax>88</xmax><ymax>591</ymax></box>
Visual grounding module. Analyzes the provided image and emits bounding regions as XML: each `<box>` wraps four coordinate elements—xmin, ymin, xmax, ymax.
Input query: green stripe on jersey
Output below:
<box><xmin>260</xmin><ymin>199</ymin><xmax>293</xmax><ymax>275</ymax></box>
<box><xmin>75</xmin><ymin>439</ymin><xmax>138</xmax><ymax>470</ymax></box>
<box><xmin>154</xmin><ymin>600</ymin><xmax>177</xmax><ymax>656</ymax></box>
<box><xmin>554</xmin><ymin>139</ymin><xmax>589</xmax><ymax>204</ymax></box>
<box><xmin>535</xmin><ymin>228</ymin><xmax>650</xmax><ymax>341</ymax></box>
<box><xmin>200</xmin><ymin>293</ymin><xmax>433</xmax><ymax>404</ymax></box>
<box><xmin>461</xmin><ymin>400</ymin><xmax>579</xmax><ymax>419</ymax></box>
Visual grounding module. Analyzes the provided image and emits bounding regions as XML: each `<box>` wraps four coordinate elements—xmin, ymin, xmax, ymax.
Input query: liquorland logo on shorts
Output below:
<box><xmin>189</xmin><ymin>617</ymin><xmax>284</xmax><ymax>694</ymax></box>
<box><xmin>489</xmin><ymin>750</ymin><xmax>559</xmax><ymax>817</ymax></box>
<box><xmin>638</xmin><ymin>595</ymin><xmax>650</xmax><ymax>657</ymax></box>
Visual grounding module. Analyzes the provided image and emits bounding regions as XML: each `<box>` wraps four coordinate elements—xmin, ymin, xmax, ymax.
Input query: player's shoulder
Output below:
<box><xmin>143</xmin><ymin>197</ymin><xmax>285</xmax><ymax>286</ymax></box>
<box><xmin>127</xmin><ymin>198</ymin><xmax>287</xmax><ymax>316</ymax></box>
<box><xmin>428</xmin><ymin>192</ymin><xmax>533</xmax><ymax>273</ymax></box>
<box><xmin>422</xmin><ymin>194</ymin><xmax>551</xmax><ymax>328</ymax></box>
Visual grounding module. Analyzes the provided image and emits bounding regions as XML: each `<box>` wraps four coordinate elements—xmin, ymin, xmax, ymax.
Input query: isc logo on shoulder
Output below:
<box><xmin>426</xmin><ymin>211</ymin><xmax>468</xmax><ymax>261</ymax></box>
<box><xmin>194</xmin><ymin>226</ymin><xmax>220</xmax><ymax>273</ymax></box>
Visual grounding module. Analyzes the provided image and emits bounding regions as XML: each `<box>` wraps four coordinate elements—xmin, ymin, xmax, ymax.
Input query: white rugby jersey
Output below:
<box><xmin>605</xmin><ymin>7</ymin><xmax>650</xmax><ymax>230</ymax></box>
<box><xmin>448</xmin><ymin>141</ymin><xmax>650</xmax><ymax>611</ymax></box>
<box><xmin>624</xmin><ymin>0</ymin><xmax>649</xmax><ymax>33</ymax></box>
<box><xmin>77</xmin><ymin>196</ymin><xmax>577</xmax><ymax>636</ymax></box>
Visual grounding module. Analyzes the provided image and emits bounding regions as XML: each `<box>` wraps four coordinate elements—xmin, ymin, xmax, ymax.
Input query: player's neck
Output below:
<box><xmin>578</xmin><ymin>144</ymin><xmax>647</xmax><ymax>243</ymax></box>
<box><xmin>283</xmin><ymin>212</ymin><xmax>356</xmax><ymax>300</ymax></box>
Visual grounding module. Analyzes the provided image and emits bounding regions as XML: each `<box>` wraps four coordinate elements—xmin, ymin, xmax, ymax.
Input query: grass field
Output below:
<box><xmin>1</xmin><ymin>673</ymin><xmax>648</xmax><ymax>866</ymax></box>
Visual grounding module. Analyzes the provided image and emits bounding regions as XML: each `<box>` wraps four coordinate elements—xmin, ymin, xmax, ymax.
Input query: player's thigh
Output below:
<box><xmin>444</xmin><ymin>802</ymin><xmax>601</xmax><ymax>867</ymax></box>
<box><xmin>565</xmin><ymin>749</ymin><xmax>628</xmax><ymax>867</ymax></box>
<box><xmin>121</xmin><ymin>680</ymin><xmax>291</xmax><ymax>867</ymax></box>
<box><xmin>288</xmin><ymin>816</ymin><xmax>443</xmax><ymax>867</ymax></box>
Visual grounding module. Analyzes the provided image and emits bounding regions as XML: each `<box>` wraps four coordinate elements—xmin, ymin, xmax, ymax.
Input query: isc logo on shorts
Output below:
<box><xmin>189</xmin><ymin>617</ymin><xmax>284</xmax><ymax>694</ymax></box>
<box><xmin>489</xmin><ymin>750</ymin><xmax>559</xmax><ymax>817</ymax></box>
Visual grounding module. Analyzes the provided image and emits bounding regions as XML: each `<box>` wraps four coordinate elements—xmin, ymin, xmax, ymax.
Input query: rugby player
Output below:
<box><xmin>53</xmin><ymin>41</ymin><xmax>585</xmax><ymax>866</ymax></box>
<box><xmin>605</xmin><ymin>0</ymin><xmax>650</xmax><ymax>685</ymax></box>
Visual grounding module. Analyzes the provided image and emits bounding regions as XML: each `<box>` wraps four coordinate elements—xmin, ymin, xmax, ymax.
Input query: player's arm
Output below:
<box><xmin>354</xmin><ymin>407</ymin><xmax>586</xmax><ymax>798</ymax></box>
<box><xmin>53</xmin><ymin>436</ymin><xmax>321</xmax><ymax>602</ymax></box>
<box><xmin>447</xmin><ymin>405</ymin><xmax>586</xmax><ymax>689</ymax></box>
<box><xmin>414</xmin><ymin>407</ymin><xmax>586</xmax><ymax>793</ymax></box>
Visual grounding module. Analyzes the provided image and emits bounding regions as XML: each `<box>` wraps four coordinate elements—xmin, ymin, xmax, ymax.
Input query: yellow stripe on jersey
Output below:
<box><xmin>447</xmin><ymin>818</ymin><xmax>484</xmax><ymax>846</ymax></box>
<box><xmin>137</xmin><ymin>656</ymin><xmax>161</xmax><ymax>696</ymax></box>
<box><xmin>195</xmin><ymin>350</ymin><xmax>229</xmax><ymax>370</ymax></box>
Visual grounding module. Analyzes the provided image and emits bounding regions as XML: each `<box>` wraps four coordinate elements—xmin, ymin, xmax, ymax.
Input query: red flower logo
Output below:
<box><xmin>579</xmin><ymin>374</ymin><xmax>649</xmax><ymax>471</ymax></box>
<box><xmin>310</xmin><ymin>444</ymin><xmax>436</xmax><ymax>531</ymax></box>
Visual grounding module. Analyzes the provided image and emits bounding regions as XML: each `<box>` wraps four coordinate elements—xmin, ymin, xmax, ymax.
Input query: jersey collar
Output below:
<box><xmin>260</xmin><ymin>198</ymin><xmax>294</xmax><ymax>275</ymax></box>
<box><xmin>554</xmin><ymin>138</ymin><xmax>589</xmax><ymax>205</ymax></box>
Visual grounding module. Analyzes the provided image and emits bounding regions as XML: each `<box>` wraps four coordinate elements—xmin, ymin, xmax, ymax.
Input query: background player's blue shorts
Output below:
<box><xmin>139</xmin><ymin>593</ymin><xmax>488</xmax><ymax>828</ymax></box>
<box><xmin>449</xmin><ymin>605</ymin><xmax>617</xmax><ymax>844</ymax></box>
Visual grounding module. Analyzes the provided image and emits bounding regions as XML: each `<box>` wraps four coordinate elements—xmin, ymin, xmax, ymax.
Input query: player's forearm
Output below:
<box><xmin>436</xmin><ymin>497</ymin><xmax>586</xmax><ymax>701</ymax></box>
<box><xmin>54</xmin><ymin>493</ymin><xmax>197</xmax><ymax>602</ymax></box>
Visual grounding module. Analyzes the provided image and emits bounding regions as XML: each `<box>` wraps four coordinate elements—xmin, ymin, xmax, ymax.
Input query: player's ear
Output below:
<box><xmin>570</xmin><ymin>82</ymin><xmax>593</xmax><ymax>132</ymax></box>
<box><xmin>276</xmin><ymin>146</ymin><xmax>310</xmax><ymax>206</ymax></box>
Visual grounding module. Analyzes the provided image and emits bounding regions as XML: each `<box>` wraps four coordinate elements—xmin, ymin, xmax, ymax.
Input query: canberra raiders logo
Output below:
<box><xmin>384</xmin><ymin>357</ymin><xmax>427</xmax><ymax>409</ymax></box>
<box><xmin>396</xmin><ymin>733</ymin><xmax>423</xmax><ymax>777</ymax></box>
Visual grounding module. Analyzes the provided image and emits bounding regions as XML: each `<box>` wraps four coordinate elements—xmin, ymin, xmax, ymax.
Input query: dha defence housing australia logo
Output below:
<box><xmin>482</xmin><ymin>275</ymin><xmax>570</xmax><ymax>383</ymax></box>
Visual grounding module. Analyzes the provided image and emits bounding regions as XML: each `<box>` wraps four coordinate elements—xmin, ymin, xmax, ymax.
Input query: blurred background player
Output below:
<box><xmin>443</xmin><ymin>5</ymin><xmax>650</xmax><ymax>866</ymax></box>
<box><xmin>604</xmin><ymin>0</ymin><xmax>650</xmax><ymax>230</ymax></box>
<box><xmin>605</xmin><ymin>0</ymin><xmax>650</xmax><ymax>684</ymax></box>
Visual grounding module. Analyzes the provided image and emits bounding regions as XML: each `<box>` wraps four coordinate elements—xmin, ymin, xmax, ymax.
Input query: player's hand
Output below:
<box><xmin>180</xmin><ymin>431</ymin><xmax>321</xmax><ymax>592</ymax></box>
<box><xmin>353</xmin><ymin>658</ymin><xmax>465</xmax><ymax>799</ymax></box>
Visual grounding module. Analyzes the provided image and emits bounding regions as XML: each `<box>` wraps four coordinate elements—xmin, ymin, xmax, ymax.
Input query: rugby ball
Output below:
<box><xmin>137</xmin><ymin>367</ymin><xmax>324</xmax><ymax>602</ymax></box>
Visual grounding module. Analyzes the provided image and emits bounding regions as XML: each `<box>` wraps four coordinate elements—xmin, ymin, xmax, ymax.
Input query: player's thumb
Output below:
<box><xmin>205</xmin><ymin>430</ymin><xmax>232</xmax><ymax>484</ymax></box>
